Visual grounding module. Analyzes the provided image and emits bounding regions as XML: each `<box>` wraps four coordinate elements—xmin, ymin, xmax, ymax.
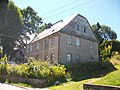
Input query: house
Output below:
<box><xmin>26</xmin><ymin>13</ymin><xmax>99</xmax><ymax>65</ymax></box>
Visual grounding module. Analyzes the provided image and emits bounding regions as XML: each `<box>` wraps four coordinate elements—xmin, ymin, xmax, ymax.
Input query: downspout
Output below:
<box><xmin>58</xmin><ymin>32</ymin><xmax>61</xmax><ymax>64</ymax></box>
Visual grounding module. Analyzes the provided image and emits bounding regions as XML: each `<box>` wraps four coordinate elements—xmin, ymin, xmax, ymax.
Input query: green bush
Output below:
<box><xmin>0</xmin><ymin>55</ymin><xmax>8</xmax><ymax>74</ymax></box>
<box><xmin>0</xmin><ymin>57</ymin><xmax>67</xmax><ymax>84</ymax></box>
<box><xmin>7</xmin><ymin>64</ymin><xmax>28</xmax><ymax>77</ymax></box>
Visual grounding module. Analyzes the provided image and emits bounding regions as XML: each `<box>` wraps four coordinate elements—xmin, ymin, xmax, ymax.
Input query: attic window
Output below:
<box><xmin>52</xmin><ymin>29</ymin><xmax>55</xmax><ymax>32</ymax></box>
<box><xmin>76</xmin><ymin>24</ymin><xmax>80</xmax><ymax>31</ymax></box>
<box><xmin>83</xmin><ymin>27</ymin><xmax>87</xmax><ymax>33</ymax></box>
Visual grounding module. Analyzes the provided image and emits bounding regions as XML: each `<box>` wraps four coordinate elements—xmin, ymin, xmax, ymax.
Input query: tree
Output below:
<box><xmin>21</xmin><ymin>6</ymin><xmax>42</xmax><ymax>34</ymax></box>
<box><xmin>0</xmin><ymin>1</ymin><xmax>23</xmax><ymax>56</ymax></box>
<box><xmin>0</xmin><ymin>0</ymin><xmax>8</xmax><ymax>4</ymax></box>
<box><xmin>37</xmin><ymin>23</ymin><xmax>48</xmax><ymax>33</ymax></box>
<box><xmin>100</xmin><ymin>40</ymin><xmax>120</xmax><ymax>61</ymax></box>
<box><xmin>92</xmin><ymin>23</ymin><xmax>117</xmax><ymax>44</ymax></box>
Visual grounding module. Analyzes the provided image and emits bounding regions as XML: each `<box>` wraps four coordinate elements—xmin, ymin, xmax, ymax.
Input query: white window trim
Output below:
<box><xmin>67</xmin><ymin>53</ymin><xmax>72</xmax><ymax>63</ymax></box>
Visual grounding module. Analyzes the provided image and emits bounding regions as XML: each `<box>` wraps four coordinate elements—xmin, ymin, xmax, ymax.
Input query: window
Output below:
<box><xmin>67</xmin><ymin>54</ymin><xmax>72</xmax><ymax>63</ymax></box>
<box><xmin>67</xmin><ymin>36</ymin><xmax>72</xmax><ymax>44</ymax></box>
<box><xmin>51</xmin><ymin>54</ymin><xmax>54</xmax><ymax>63</ymax></box>
<box><xmin>83</xmin><ymin>27</ymin><xmax>87</xmax><ymax>33</ymax></box>
<box><xmin>76</xmin><ymin>24</ymin><xmax>80</xmax><ymax>31</ymax></box>
<box><xmin>76</xmin><ymin>37</ymin><xmax>80</xmax><ymax>46</ymax></box>
<box><xmin>30</xmin><ymin>46</ymin><xmax>32</xmax><ymax>52</ymax></box>
<box><xmin>76</xmin><ymin>55</ymin><xmax>80</xmax><ymax>61</ymax></box>
<box><xmin>26</xmin><ymin>46</ymin><xmax>29</xmax><ymax>53</ymax></box>
<box><xmin>36</xmin><ymin>55</ymin><xmax>39</xmax><ymax>60</ymax></box>
<box><xmin>45</xmin><ymin>55</ymin><xmax>49</xmax><ymax>61</ymax></box>
<box><xmin>90</xmin><ymin>41</ymin><xmax>94</xmax><ymax>49</ymax></box>
<box><xmin>91</xmin><ymin>57</ymin><xmax>94</xmax><ymax>60</ymax></box>
<box><xmin>51</xmin><ymin>37</ymin><xmax>55</xmax><ymax>45</ymax></box>
<box><xmin>45</xmin><ymin>39</ymin><xmax>49</xmax><ymax>47</ymax></box>
<box><xmin>36</xmin><ymin>43</ymin><xmax>40</xmax><ymax>50</ymax></box>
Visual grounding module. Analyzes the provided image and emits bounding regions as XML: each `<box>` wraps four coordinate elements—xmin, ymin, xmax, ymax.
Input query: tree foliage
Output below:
<box><xmin>100</xmin><ymin>40</ymin><xmax>120</xmax><ymax>61</ymax></box>
<box><xmin>37</xmin><ymin>23</ymin><xmax>48</xmax><ymax>33</ymax></box>
<box><xmin>92</xmin><ymin>23</ymin><xmax>117</xmax><ymax>44</ymax></box>
<box><xmin>0</xmin><ymin>1</ymin><xmax>23</xmax><ymax>56</ymax></box>
<box><xmin>21</xmin><ymin>6</ymin><xmax>42</xmax><ymax>34</ymax></box>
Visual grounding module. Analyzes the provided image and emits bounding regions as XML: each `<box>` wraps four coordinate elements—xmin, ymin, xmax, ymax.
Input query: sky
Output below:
<box><xmin>12</xmin><ymin>0</ymin><xmax>120</xmax><ymax>40</ymax></box>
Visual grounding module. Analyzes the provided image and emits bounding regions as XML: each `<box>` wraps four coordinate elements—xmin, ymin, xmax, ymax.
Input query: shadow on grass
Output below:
<box><xmin>66</xmin><ymin>61</ymin><xmax>116</xmax><ymax>82</ymax></box>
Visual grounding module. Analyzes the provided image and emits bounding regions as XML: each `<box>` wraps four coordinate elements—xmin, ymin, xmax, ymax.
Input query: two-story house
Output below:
<box><xmin>26</xmin><ymin>13</ymin><xmax>99</xmax><ymax>64</ymax></box>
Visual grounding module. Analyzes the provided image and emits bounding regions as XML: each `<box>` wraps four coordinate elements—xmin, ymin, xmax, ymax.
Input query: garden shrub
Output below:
<box><xmin>0</xmin><ymin>57</ymin><xmax>67</xmax><ymax>84</ymax></box>
<box><xmin>0</xmin><ymin>55</ymin><xmax>8</xmax><ymax>74</ymax></box>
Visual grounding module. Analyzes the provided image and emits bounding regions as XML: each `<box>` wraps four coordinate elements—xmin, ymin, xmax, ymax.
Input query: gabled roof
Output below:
<box><xmin>32</xmin><ymin>13</ymin><xmax>80</xmax><ymax>42</ymax></box>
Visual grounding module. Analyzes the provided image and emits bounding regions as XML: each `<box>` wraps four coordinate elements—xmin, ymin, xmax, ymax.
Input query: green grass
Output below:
<box><xmin>93</xmin><ymin>65</ymin><xmax>120</xmax><ymax>86</ymax></box>
<box><xmin>49</xmin><ymin>78</ymin><xmax>97</xmax><ymax>90</ymax></box>
<box><xmin>0</xmin><ymin>61</ymin><xmax>119</xmax><ymax>90</ymax></box>
<box><xmin>49</xmin><ymin>61</ymin><xmax>116</xmax><ymax>90</ymax></box>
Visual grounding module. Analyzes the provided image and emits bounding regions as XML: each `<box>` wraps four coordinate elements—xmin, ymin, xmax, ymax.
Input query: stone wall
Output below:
<box><xmin>0</xmin><ymin>75</ymin><xmax>47</xmax><ymax>88</ymax></box>
<box><xmin>83</xmin><ymin>84</ymin><xmax>120</xmax><ymax>90</ymax></box>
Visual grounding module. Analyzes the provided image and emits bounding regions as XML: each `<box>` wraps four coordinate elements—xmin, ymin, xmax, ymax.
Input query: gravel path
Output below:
<box><xmin>0</xmin><ymin>83</ymin><xmax>49</xmax><ymax>90</ymax></box>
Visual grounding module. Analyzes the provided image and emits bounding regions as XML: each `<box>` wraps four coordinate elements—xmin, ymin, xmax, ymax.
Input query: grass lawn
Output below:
<box><xmin>49</xmin><ymin>61</ymin><xmax>117</xmax><ymax>90</ymax></box>
<box><xmin>93</xmin><ymin>65</ymin><xmax>120</xmax><ymax>86</ymax></box>
<box><xmin>49</xmin><ymin>78</ymin><xmax>97</xmax><ymax>90</ymax></box>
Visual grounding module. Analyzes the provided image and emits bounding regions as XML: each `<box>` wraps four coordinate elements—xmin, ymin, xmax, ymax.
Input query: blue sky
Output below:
<box><xmin>12</xmin><ymin>0</ymin><xmax>120</xmax><ymax>40</ymax></box>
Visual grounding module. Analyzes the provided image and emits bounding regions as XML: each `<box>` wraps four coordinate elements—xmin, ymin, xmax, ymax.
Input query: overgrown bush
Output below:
<box><xmin>0</xmin><ymin>55</ymin><xmax>8</xmax><ymax>74</ymax></box>
<box><xmin>110</xmin><ymin>52</ymin><xmax>120</xmax><ymax>65</ymax></box>
<box><xmin>100</xmin><ymin>40</ymin><xmax>120</xmax><ymax>61</ymax></box>
<box><xmin>0</xmin><ymin>57</ymin><xmax>66</xmax><ymax>83</ymax></box>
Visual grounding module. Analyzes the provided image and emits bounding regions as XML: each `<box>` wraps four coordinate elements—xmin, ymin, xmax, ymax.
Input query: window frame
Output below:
<box><xmin>51</xmin><ymin>53</ymin><xmax>54</xmax><ymax>63</ymax></box>
<box><xmin>76</xmin><ymin>54</ymin><xmax>80</xmax><ymax>62</ymax></box>
<box><xmin>45</xmin><ymin>39</ymin><xmax>49</xmax><ymax>47</ymax></box>
<box><xmin>36</xmin><ymin>43</ymin><xmax>40</xmax><ymax>50</ymax></box>
<box><xmin>90</xmin><ymin>41</ymin><xmax>94</xmax><ymax>50</ymax></box>
<box><xmin>30</xmin><ymin>46</ymin><xmax>32</xmax><ymax>52</ymax></box>
<box><xmin>45</xmin><ymin>55</ymin><xmax>49</xmax><ymax>61</ymax></box>
<box><xmin>66</xmin><ymin>53</ymin><xmax>72</xmax><ymax>63</ymax></box>
<box><xmin>67</xmin><ymin>35</ymin><xmax>72</xmax><ymax>45</ymax></box>
<box><xmin>51</xmin><ymin>37</ymin><xmax>55</xmax><ymax>45</ymax></box>
<box><xmin>26</xmin><ymin>46</ymin><xmax>29</xmax><ymax>53</ymax></box>
<box><xmin>76</xmin><ymin>24</ymin><xmax>80</xmax><ymax>31</ymax></box>
<box><xmin>83</xmin><ymin>27</ymin><xmax>87</xmax><ymax>33</ymax></box>
<box><xmin>76</xmin><ymin>37</ymin><xmax>81</xmax><ymax>46</ymax></box>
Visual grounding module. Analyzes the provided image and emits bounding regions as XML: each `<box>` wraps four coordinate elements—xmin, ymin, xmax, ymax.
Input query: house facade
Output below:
<box><xmin>26</xmin><ymin>14</ymin><xmax>99</xmax><ymax>64</ymax></box>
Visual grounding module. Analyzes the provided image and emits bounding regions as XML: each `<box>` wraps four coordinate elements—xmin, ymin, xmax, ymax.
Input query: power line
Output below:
<box><xmin>43</xmin><ymin>0</ymin><xmax>96</xmax><ymax>20</ymax></box>
<box><xmin>41</xmin><ymin>0</ymin><xmax>80</xmax><ymax>16</ymax></box>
